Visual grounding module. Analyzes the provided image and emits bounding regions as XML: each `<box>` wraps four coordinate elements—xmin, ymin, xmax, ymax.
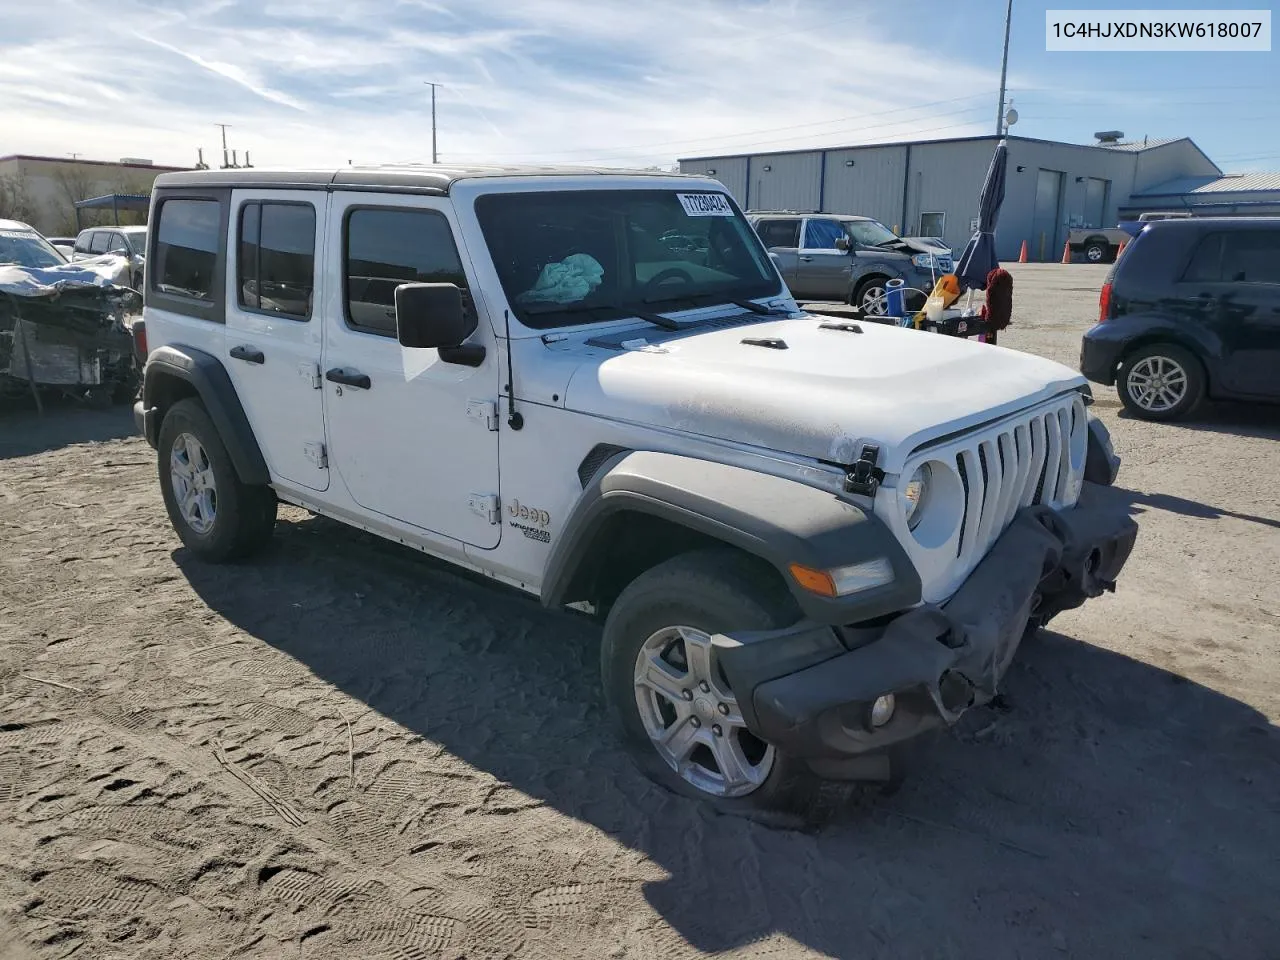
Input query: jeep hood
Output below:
<box><xmin>562</xmin><ymin>315</ymin><xmax>1087</xmax><ymax>475</ymax></box>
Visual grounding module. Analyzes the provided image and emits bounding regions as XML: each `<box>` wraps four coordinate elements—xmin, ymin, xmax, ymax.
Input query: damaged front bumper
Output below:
<box><xmin>714</xmin><ymin>496</ymin><xmax>1137</xmax><ymax>780</ymax></box>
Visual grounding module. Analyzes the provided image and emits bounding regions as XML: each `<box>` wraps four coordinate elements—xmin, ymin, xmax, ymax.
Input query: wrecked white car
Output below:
<box><xmin>1</xmin><ymin>219</ymin><xmax>140</xmax><ymax>405</ymax></box>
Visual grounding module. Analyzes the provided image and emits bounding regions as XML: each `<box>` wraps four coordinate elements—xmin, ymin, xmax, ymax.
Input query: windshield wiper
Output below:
<box><xmin>525</xmin><ymin>300</ymin><xmax>679</xmax><ymax>330</ymax></box>
<box><xmin>731</xmin><ymin>298</ymin><xmax>790</xmax><ymax>316</ymax></box>
<box><xmin>631</xmin><ymin>309</ymin><xmax>680</xmax><ymax>331</ymax></box>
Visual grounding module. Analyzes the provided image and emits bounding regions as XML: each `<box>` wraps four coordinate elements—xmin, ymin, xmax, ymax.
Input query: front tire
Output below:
<box><xmin>157</xmin><ymin>398</ymin><xmax>277</xmax><ymax>562</ymax></box>
<box><xmin>1117</xmin><ymin>343</ymin><xmax>1205</xmax><ymax>421</ymax></box>
<box><xmin>601</xmin><ymin>549</ymin><xmax>822</xmax><ymax>813</ymax></box>
<box><xmin>852</xmin><ymin>275</ymin><xmax>890</xmax><ymax>316</ymax></box>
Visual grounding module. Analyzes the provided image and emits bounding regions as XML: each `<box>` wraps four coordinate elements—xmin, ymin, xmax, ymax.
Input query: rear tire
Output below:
<box><xmin>601</xmin><ymin>549</ymin><xmax>833</xmax><ymax>815</ymax></box>
<box><xmin>1117</xmin><ymin>342</ymin><xmax>1205</xmax><ymax>422</ymax></box>
<box><xmin>1084</xmin><ymin>240</ymin><xmax>1112</xmax><ymax>263</ymax></box>
<box><xmin>157</xmin><ymin>398</ymin><xmax>277</xmax><ymax>562</ymax></box>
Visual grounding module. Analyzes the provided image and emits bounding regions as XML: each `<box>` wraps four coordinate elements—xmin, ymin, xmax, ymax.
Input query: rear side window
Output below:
<box><xmin>756</xmin><ymin>219</ymin><xmax>800</xmax><ymax>248</ymax></box>
<box><xmin>89</xmin><ymin>232</ymin><xmax>110</xmax><ymax>254</ymax></box>
<box><xmin>1182</xmin><ymin>233</ymin><xmax>1223</xmax><ymax>283</ymax></box>
<box><xmin>1183</xmin><ymin>230</ymin><xmax>1280</xmax><ymax>284</ymax></box>
<box><xmin>802</xmin><ymin>219</ymin><xmax>847</xmax><ymax>250</ymax></box>
<box><xmin>344</xmin><ymin>207</ymin><xmax>468</xmax><ymax>337</ymax></box>
<box><xmin>1223</xmin><ymin>231</ymin><xmax>1280</xmax><ymax>284</ymax></box>
<box><xmin>237</xmin><ymin>201</ymin><xmax>316</xmax><ymax>319</ymax></box>
<box><xmin>153</xmin><ymin>199</ymin><xmax>221</xmax><ymax>301</ymax></box>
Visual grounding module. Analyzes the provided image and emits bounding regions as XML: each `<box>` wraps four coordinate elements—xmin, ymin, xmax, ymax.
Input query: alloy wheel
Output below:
<box><xmin>632</xmin><ymin>625</ymin><xmax>774</xmax><ymax>798</ymax></box>
<box><xmin>1126</xmin><ymin>355</ymin><xmax>1188</xmax><ymax>413</ymax></box>
<box><xmin>860</xmin><ymin>285</ymin><xmax>888</xmax><ymax>316</ymax></box>
<box><xmin>170</xmin><ymin>432</ymin><xmax>218</xmax><ymax>534</ymax></box>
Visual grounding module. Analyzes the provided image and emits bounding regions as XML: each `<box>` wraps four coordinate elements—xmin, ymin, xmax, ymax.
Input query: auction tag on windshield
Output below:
<box><xmin>677</xmin><ymin>193</ymin><xmax>733</xmax><ymax>217</ymax></box>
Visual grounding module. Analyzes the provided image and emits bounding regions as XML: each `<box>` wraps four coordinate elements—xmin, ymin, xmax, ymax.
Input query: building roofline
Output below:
<box><xmin>678</xmin><ymin>133</ymin><xmax>1211</xmax><ymax>164</ymax></box>
<box><xmin>1129</xmin><ymin>137</ymin><xmax>1222</xmax><ymax>176</ymax></box>
<box><xmin>0</xmin><ymin>154</ymin><xmax>190</xmax><ymax>172</ymax></box>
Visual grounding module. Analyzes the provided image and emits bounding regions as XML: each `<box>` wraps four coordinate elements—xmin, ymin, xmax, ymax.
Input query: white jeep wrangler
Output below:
<box><xmin>133</xmin><ymin>165</ymin><xmax>1135</xmax><ymax>811</ymax></box>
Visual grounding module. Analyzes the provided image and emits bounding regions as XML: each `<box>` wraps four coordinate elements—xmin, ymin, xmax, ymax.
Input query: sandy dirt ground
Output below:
<box><xmin>1</xmin><ymin>264</ymin><xmax>1278</xmax><ymax>960</ymax></box>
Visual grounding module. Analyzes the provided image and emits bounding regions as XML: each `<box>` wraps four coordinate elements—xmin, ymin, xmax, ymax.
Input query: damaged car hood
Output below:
<box><xmin>562</xmin><ymin>314</ymin><xmax>1086</xmax><ymax>474</ymax></box>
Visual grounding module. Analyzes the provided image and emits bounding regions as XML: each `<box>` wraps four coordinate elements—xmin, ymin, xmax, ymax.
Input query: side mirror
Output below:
<box><xmin>834</xmin><ymin>236</ymin><xmax>852</xmax><ymax>252</ymax></box>
<box><xmin>395</xmin><ymin>282</ymin><xmax>475</xmax><ymax>348</ymax></box>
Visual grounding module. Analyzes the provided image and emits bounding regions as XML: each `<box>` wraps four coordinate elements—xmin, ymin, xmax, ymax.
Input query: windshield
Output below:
<box><xmin>122</xmin><ymin>226</ymin><xmax>148</xmax><ymax>242</ymax></box>
<box><xmin>846</xmin><ymin>219</ymin><xmax>900</xmax><ymax>247</ymax></box>
<box><xmin>475</xmin><ymin>189</ymin><xmax>779</xmax><ymax>328</ymax></box>
<box><xmin>0</xmin><ymin>228</ymin><xmax>66</xmax><ymax>268</ymax></box>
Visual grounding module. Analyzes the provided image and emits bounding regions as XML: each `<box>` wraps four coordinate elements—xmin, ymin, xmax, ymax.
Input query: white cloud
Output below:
<box><xmin>0</xmin><ymin>0</ymin><xmax>1013</xmax><ymax>170</ymax></box>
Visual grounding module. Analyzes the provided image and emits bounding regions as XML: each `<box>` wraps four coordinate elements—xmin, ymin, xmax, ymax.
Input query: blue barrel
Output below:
<box><xmin>884</xmin><ymin>278</ymin><xmax>906</xmax><ymax>319</ymax></box>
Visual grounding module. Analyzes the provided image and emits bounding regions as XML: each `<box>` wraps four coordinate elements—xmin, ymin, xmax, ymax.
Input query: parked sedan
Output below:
<box><xmin>1081</xmin><ymin>217</ymin><xmax>1280</xmax><ymax>420</ymax></box>
<box><xmin>749</xmin><ymin>213</ymin><xmax>951</xmax><ymax>315</ymax></box>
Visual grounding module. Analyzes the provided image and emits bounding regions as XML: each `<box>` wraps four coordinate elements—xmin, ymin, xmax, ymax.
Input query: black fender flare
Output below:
<box><xmin>540</xmin><ymin>450</ymin><xmax>922</xmax><ymax>625</ymax></box>
<box><xmin>141</xmin><ymin>344</ymin><xmax>270</xmax><ymax>486</ymax></box>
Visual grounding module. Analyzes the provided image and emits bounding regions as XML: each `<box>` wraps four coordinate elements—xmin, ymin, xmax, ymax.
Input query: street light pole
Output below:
<box><xmin>997</xmin><ymin>0</ymin><xmax>1013</xmax><ymax>136</ymax></box>
<box><xmin>424</xmin><ymin>82</ymin><xmax>440</xmax><ymax>163</ymax></box>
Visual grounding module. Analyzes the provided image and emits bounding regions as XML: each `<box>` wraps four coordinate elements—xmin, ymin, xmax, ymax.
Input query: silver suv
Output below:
<box><xmin>750</xmin><ymin>212</ymin><xmax>950</xmax><ymax>316</ymax></box>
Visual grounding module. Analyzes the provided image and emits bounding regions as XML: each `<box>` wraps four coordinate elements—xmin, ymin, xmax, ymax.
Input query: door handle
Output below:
<box><xmin>325</xmin><ymin>367</ymin><xmax>371</xmax><ymax>390</ymax></box>
<box><xmin>799</xmin><ymin>256</ymin><xmax>814</xmax><ymax>262</ymax></box>
<box><xmin>229</xmin><ymin>344</ymin><xmax>265</xmax><ymax>365</ymax></box>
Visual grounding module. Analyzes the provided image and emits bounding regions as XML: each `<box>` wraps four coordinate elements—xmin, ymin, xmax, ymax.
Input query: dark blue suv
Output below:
<box><xmin>1081</xmin><ymin>218</ymin><xmax>1280</xmax><ymax>421</ymax></box>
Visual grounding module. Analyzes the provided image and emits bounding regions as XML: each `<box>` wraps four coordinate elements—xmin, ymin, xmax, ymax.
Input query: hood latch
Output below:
<box><xmin>845</xmin><ymin>444</ymin><xmax>884</xmax><ymax>497</ymax></box>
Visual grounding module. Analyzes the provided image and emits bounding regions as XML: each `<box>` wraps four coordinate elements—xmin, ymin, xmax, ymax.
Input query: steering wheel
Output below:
<box><xmin>643</xmin><ymin>267</ymin><xmax>695</xmax><ymax>291</ymax></box>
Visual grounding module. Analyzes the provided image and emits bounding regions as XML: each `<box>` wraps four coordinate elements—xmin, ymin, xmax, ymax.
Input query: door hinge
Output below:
<box><xmin>466</xmin><ymin>399</ymin><xmax>499</xmax><ymax>431</ymax></box>
<box><xmin>468</xmin><ymin>493</ymin><xmax>500</xmax><ymax>525</ymax></box>
<box><xmin>299</xmin><ymin>361</ymin><xmax>322</xmax><ymax>389</ymax></box>
<box><xmin>303</xmin><ymin>441</ymin><xmax>328</xmax><ymax>469</ymax></box>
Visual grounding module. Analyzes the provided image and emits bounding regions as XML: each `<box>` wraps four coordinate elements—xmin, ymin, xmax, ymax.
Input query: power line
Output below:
<box><xmin>510</xmin><ymin>112</ymin><xmax>998</xmax><ymax>167</ymax></box>
<box><xmin>449</xmin><ymin>93</ymin><xmax>997</xmax><ymax>163</ymax></box>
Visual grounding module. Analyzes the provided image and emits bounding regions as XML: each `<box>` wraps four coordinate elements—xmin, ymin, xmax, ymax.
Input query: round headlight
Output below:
<box><xmin>901</xmin><ymin>463</ymin><xmax>931</xmax><ymax>530</ymax></box>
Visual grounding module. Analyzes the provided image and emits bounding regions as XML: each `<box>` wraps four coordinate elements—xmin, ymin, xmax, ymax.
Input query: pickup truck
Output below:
<box><xmin>1068</xmin><ymin>212</ymin><xmax>1192</xmax><ymax>263</ymax></box>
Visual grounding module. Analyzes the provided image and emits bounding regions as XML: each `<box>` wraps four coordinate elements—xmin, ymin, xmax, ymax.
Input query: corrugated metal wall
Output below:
<box><xmin>679</xmin><ymin>156</ymin><xmax>748</xmax><ymax>205</ymax></box>
<box><xmin>748</xmin><ymin>151</ymin><xmax>823</xmax><ymax>211</ymax></box>
<box><xmin>1133</xmin><ymin>141</ymin><xmax>1220</xmax><ymax>192</ymax></box>
<box><xmin>1001</xmin><ymin>141</ymin><xmax>1138</xmax><ymax>260</ymax></box>
<box><xmin>821</xmin><ymin>146</ymin><xmax>908</xmax><ymax>227</ymax></box>
<box><xmin>904</xmin><ymin>139</ymin><xmax>998</xmax><ymax>254</ymax></box>
<box><xmin>681</xmin><ymin>135</ymin><xmax>1227</xmax><ymax>263</ymax></box>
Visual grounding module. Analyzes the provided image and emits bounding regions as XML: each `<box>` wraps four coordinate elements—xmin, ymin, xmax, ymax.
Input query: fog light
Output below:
<box><xmin>869</xmin><ymin>693</ymin><xmax>896</xmax><ymax>728</ymax></box>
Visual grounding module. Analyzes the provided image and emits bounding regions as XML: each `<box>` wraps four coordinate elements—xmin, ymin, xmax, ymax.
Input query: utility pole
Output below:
<box><xmin>216</xmin><ymin>123</ymin><xmax>232</xmax><ymax>168</ymax></box>
<box><xmin>996</xmin><ymin>0</ymin><xmax>1014</xmax><ymax>136</ymax></box>
<box><xmin>424</xmin><ymin>82</ymin><xmax>440</xmax><ymax>163</ymax></box>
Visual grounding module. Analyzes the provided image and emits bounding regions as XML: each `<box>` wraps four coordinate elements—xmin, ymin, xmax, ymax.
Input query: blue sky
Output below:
<box><xmin>1</xmin><ymin>0</ymin><xmax>1276</xmax><ymax>173</ymax></box>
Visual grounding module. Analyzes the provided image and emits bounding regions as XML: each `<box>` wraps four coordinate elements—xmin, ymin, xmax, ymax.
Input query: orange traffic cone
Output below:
<box><xmin>1018</xmin><ymin>240</ymin><xmax>1029</xmax><ymax>263</ymax></box>
<box><xmin>1061</xmin><ymin>242</ymin><xmax>1072</xmax><ymax>264</ymax></box>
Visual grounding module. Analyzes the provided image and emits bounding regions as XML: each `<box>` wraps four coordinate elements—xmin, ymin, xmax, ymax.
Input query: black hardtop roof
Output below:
<box><xmin>153</xmin><ymin>164</ymin><xmax>698</xmax><ymax>194</ymax></box>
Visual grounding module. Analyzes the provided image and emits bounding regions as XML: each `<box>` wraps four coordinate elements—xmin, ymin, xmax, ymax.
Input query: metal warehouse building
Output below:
<box><xmin>679</xmin><ymin>135</ymin><xmax>1278</xmax><ymax>263</ymax></box>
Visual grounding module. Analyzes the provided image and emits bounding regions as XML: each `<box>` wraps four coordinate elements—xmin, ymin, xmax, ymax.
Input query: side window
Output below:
<box><xmin>1182</xmin><ymin>233</ymin><xmax>1223</xmax><ymax>283</ymax></box>
<box><xmin>344</xmin><ymin>207</ymin><xmax>468</xmax><ymax>337</ymax></box>
<box><xmin>802</xmin><ymin>219</ymin><xmax>848</xmax><ymax>250</ymax></box>
<box><xmin>89</xmin><ymin>232</ymin><xmax>110</xmax><ymax>254</ymax></box>
<box><xmin>237</xmin><ymin>201</ymin><xmax>316</xmax><ymax>319</ymax></box>
<box><xmin>107</xmin><ymin>232</ymin><xmax>128</xmax><ymax>254</ymax></box>
<box><xmin>755</xmin><ymin>219</ymin><xmax>800</xmax><ymax>249</ymax></box>
<box><xmin>74</xmin><ymin>231</ymin><xmax>92</xmax><ymax>253</ymax></box>
<box><xmin>1222</xmin><ymin>231</ymin><xmax>1280</xmax><ymax>284</ymax></box>
<box><xmin>152</xmin><ymin>198</ymin><xmax>221</xmax><ymax>301</ymax></box>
